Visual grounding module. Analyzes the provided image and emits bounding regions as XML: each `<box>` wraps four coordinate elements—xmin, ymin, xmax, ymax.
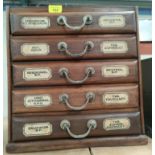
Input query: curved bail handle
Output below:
<box><xmin>60</xmin><ymin>119</ymin><xmax>97</xmax><ymax>139</ymax></box>
<box><xmin>57</xmin><ymin>15</ymin><xmax>93</xmax><ymax>30</ymax></box>
<box><xmin>59</xmin><ymin>92</ymin><xmax>95</xmax><ymax>110</ymax></box>
<box><xmin>57</xmin><ymin>41</ymin><xmax>94</xmax><ymax>57</ymax></box>
<box><xmin>59</xmin><ymin>67</ymin><xmax>95</xmax><ymax>84</ymax></box>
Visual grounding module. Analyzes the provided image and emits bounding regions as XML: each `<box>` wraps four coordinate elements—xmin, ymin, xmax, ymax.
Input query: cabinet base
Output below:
<box><xmin>6</xmin><ymin>135</ymin><xmax>148</xmax><ymax>153</ymax></box>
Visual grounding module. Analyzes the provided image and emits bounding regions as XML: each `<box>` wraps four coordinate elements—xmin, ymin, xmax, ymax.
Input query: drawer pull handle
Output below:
<box><xmin>57</xmin><ymin>41</ymin><xmax>94</xmax><ymax>57</ymax></box>
<box><xmin>60</xmin><ymin>119</ymin><xmax>97</xmax><ymax>139</ymax></box>
<box><xmin>57</xmin><ymin>15</ymin><xmax>93</xmax><ymax>30</ymax></box>
<box><xmin>59</xmin><ymin>92</ymin><xmax>95</xmax><ymax>110</ymax></box>
<box><xmin>59</xmin><ymin>67</ymin><xmax>95</xmax><ymax>84</ymax></box>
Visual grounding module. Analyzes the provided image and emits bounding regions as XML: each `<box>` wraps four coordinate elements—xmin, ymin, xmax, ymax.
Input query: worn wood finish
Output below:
<box><xmin>12</xmin><ymin>108</ymin><xmax>140</xmax><ymax>117</ymax></box>
<box><xmin>6</xmin><ymin>7</ymin><xmax>12</xmax><ymax>142</ymax></box>
<box><xmin>90</xmin><ymin>137</ymin><xmax>151</xmax><ymax>155</ymax></box>
<box><xmin>10</xmin><ymin>7</ymin><xmax>136</xmax><ymax>35</ymax></box>
<box><xmin>6</xmin><ymin>6</ymin><xmax>147</xmax><ymax>153</ymax></box>
<box><xmin>12</xmin><ymin>84</ymin><xmax>139</xmax><ymax>113</ymax></box>
<box><xmin>11</xmin><ymin>35</ymin><xmax>137</xmax><ymax>61</ymax></box>
<box><xmin>6</xmin><ymin>135</ymin><xmax>148</xmax><ymax>153</ymax></box>
<box><xmin>135</xmin><ymin>8</ymin><xmax>145</xmax><ymax>134</ymax></box>
<box><xmin>12</xmin><ymin>112</ymin><xmax>141</xmax><ymax>141</ymax></box>
<box><xmin>13</xmin><ymin>60</ymin><xmax>138</xmax><ymax>86</ymax></box>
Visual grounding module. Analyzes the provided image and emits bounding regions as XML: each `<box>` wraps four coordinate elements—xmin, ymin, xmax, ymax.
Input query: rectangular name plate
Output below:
<box><xmin>100</xmin><ymin>41</ymin><xmax>128</xmax><ymax>54</ymax></box>
<box><xmin>21</xmin><ymin>43</ymin><xmax>50</xmax><ymax>56</ymax></box>
<box><xmin>23</xmin><ymin>122</ymin><xmax>52</xmax><ymax>137</ymax></box>
<box><xmin>103</xmin><ymin>118</ymin><xmax>130</xmax><ymax>131</ymax></box>
<box><xmin>103</xmin><ymin>92</ymin><xmax>129</xmax><ymax>105</ymax></box>
<box><xmin>102</xmin><ymin>65</ymin><xmax>129</xmax><ymax>77</ymax></box>
<box><xmin>21</xmin><ymin>17</ymin><xmax>50</xmax><ymax>29</ymax></box>
<box><xmin>24</xmin><ymin>95</ymin><xmax>52</xmax><ymax>108</ymax></box>
<box><xmin>23</xmin><ymin>68</ymin><xmax>52</xmax><ymax>81</ymax></box>
<box><xmin>48</xmin><ymin>5</ymin><xmax>63</xmax><ymax>13</ymax></box>
<box><xmin>99</xmin><ymin>15</ymin><xmax>125</xmax><ymax>28</ymax></box>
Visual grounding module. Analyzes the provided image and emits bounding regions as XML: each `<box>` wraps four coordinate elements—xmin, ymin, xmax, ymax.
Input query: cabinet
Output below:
<box><xmin>6</xmin><ymin>6</ymin><xmax>147</xmax><ymax>153</ymax></box>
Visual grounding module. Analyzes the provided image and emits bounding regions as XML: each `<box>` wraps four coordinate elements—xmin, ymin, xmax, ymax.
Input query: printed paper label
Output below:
<box><xmin>48</xmin><ymin>5</ymin><xmax>63</xmax><ymax>13</ymax></box>
<box><xmin>21</xmin><ymin>17</ymin><xmax>50</xmax><ymax>29</ymax></box>
<box><xmin>23</xmin><ymin>122</ymin><xmax>52</xmax><ymax>137</ymax></box>
<box><xmin>23</xmin><ymin>68</ymin><xmax>52</xmax><ymax>81</ymax></box>
<box><xmin>24</xmin><ymin>95</ymin><xmax>52</xmax><ymax>107</ymax></box>
<box><xmin>99</xmin><ymin>15</ymin><xmax>125</xmax><ymax>28</ymax></box>
<box><xmin>103</xmin><ymin>118</ymin><xmax>130</xmax><ymax>131</ymax></box>
<box><xmin>103</xmin><ymin>92</ymin><xmax>129</xmax><ymax>105</ymax></box>
<box><xmin>21</xmin><ymin>43</ymin><xmax>50</xmax><ymax>56</ymax></box>
<box><xmin>100</xmin><ymin>41</ymin><xmax>128</xmax><ymax>53</ymax></box>
<box><xmin>102</xmin><ymin>65</ymin><xmax>129</xmax><ymax>77</ymax></box>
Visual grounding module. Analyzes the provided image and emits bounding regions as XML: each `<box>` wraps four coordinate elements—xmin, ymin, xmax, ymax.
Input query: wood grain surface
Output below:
<box><xmin>12</xmin><ymin>112</ymin><xmax>141</xmax><ymax>141</ymax></box>
<box><xmin>4</xmin><ymin>118</ymin><xmax>149</xmax><ymax>154</ymax></box>
<box><xmin>12</xmin><ymin>60</ymin><xmax>138</xmax><ymax>86</ymax></box>
<box><xmin>10</xmin><ymin>7</ymin><xmax>136</xmax><ymax>35</ymax></box>
<box><xmin>11</xmin><ymin>35</ymin><xmax>137</xmax><ymax>61</ymax></box>
<box><xmin>6</xmin><ymin>6</ymin><xmax>147</xmax><ymax>153</ymax></box>
<box><xmin>12</xmin><ymin>84</ymin><xmax>139</xmax><ymax>113</ymax></box>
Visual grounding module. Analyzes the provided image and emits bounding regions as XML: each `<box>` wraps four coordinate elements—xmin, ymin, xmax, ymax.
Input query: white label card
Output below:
<box><xmin>21</xmin><ymin>43</ymin><xmax>50</xmax><ymax>56</ymax></box>
<box><xmin>23</xmin><ymin>122</ymin><xmax>52</xmax><ymax>137</ymax></box>
<box><xmin>102</xmin><ymin>65</ymin><xmax>129</xmax><ymax>77</ymax></box>
<box><xmin>100</xmin><ymin>41</ymin><xmax>128</xmax><ymax>54</ymax></box>
<box><xmin>103</xmin><ymin>92</ymin><xmax>129</xmax><ymax>105</ymax></box>
<box><xmin>99</xmin><ymin>15</ymin><xmax>125</xmax><ymax>28</ymax></box>
<box><xmin>23</xmin><ymin>68</ymin><xmax>52</xmax><ymax>81</ymax></box>
<box><xmin>24</xmin><ymin>95</ymin><xmax>52</xmax><ymax>107</ymax></box>
<box><xmin>21</xmin><ymin>17</ymin><xmax>50</xmax><ymax>29</ymax></box>
<box><xmin>103</xmin><ymin>118</ymin><xmax>130</xmax><ymax>131</ymax></box>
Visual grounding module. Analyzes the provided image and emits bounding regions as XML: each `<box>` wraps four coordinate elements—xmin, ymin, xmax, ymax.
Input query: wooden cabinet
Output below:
<box><xmin>6</xmin><ymin>6</ymin><xmax>147</xmax><ymax>153</ymax></box>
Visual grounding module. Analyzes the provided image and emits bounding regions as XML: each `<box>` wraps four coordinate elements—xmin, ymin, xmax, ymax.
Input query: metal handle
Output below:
<box><xmin>59</xmin><ymin>67</ymin><xmax>95</xmax><ymax>84</ymax></box>
<box><xmin>60</xmin><ymin>119</ymin><xmax>97</xmax><ymax>139</ymax></box>
<box><xmin>59</xmin><ymin>92</ymin><xmax>95</xmax><ymax>110</ymax></box>
<box><xmin>57</xmin><ymin>15</ymin><xmax>93</xmax><ymax>30</ymax></box>
<box><xmin>57</xmin><ymin>41</ymin><xmax>94</xmax><ymax>57</ymax></box>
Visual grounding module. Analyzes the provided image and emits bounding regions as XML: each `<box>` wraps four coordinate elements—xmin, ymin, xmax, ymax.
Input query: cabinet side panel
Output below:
<box><xmin>6</xmin><ymin>7</ymin><xmax>12</xmax><ymax>142</ymax></box>
<box><xmin>135</xmin><ymin>7</ymin><xmax>145</xmax><ymax>133</ymax></box>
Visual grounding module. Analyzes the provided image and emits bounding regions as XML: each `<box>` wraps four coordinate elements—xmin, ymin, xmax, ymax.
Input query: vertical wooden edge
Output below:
<box><xmin>135</xmin><ymin>7</ymin><xmax>145</xmax><ymax>134</ymax></box>
<box><xmin>6</xmin><ymin>6</ymin><xmax>12</xmax><ymax>142</ymax></box>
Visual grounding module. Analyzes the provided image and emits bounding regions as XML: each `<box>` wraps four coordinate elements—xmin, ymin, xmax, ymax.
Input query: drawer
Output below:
<box><xmin>11</xmin><ymin>35</ymin><xmax>137</xmax><ymax>61</ymax></box>
<box><xmin>10</xmin><ymin>7</ymin><xmax>136</xmax><ymax>35</ymax></box>
<box><xmin>12</xmin><ymin>112</ymin><xmax>141</xmax><ymax>142</ymax></box>
<box><xmin>12</xmin><ymin>84</ymin><xmax>139</xmax><ymax>113</ymax></box>
<box><xmin>12</xmin><ymin>60</ymin><xmax>138</xmax><ymax>86</ymax></box>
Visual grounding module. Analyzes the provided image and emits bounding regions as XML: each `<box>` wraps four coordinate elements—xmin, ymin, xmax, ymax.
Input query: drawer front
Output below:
<box><xmin>13</xmin><ymin>60</ymin><xmax>138</xmax><ymax>86</ymax></box>
<box><xmin>11</xmin><ymin>35</ymin><xmax>137</xmax><ymax>61</ymax></box>
<box><xmin>10</xmin><ymin>7</ymin><xmax>136</xmax><ymax>35</ymax></box>
<box><xmin>12</xmin><ymin>112</ymin><xmax>141</xmax><ymax>141</ymax></box>
<box><xmin>12</xmin><ymin>84</ymin><xmax>139</xmax><ymax>113</ymax></box>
